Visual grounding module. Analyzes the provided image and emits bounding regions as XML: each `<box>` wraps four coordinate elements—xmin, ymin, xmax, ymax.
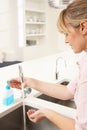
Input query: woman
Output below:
<box><xmin>9</xmin><ymin>0</ymin><xmax>87</xmax><ymax>130</ymax></box>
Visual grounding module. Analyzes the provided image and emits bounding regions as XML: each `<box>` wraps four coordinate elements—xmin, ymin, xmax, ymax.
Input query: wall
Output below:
<box><xmin>0</xmin><ymin>1</ymin><xmax>68</xmax><ymax>62</ymax></box>
<box><xmin>47</xmin><ymin>7</ymin><xmax>68</xmax><ymax>53</ymax></box>
<box><xmin>0</xmin><ymin>0</ymin><xmax>23</xmax><ymax>61</ymax></box>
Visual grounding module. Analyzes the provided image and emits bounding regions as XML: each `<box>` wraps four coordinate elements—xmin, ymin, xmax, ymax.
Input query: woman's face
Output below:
<box><xmin>65</xmin><ymin>24</ymin><xmax>87</xmax><ymax>53</ymax></box>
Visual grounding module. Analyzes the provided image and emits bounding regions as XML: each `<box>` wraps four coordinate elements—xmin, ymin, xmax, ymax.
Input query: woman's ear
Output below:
<box><xmin>80</xmin><ymin>21</ymin><xmax>87</xmax><ymax>35</ymax></box>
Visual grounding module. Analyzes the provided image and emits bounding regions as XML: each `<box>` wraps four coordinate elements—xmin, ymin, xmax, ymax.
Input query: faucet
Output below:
<box><xmin>21</xmin><ymin>88</ymin><xmax>32</xmax><ymax>98</ymax></box>
<box><xmin>18</xmin><ymin>65</ymin><xmax>32</xmax><ymax>98</ymax></box>
<box><xmin>55</xmin><ymin>57</ymin><xmax>67</xmax><ymax>80</ymax></box>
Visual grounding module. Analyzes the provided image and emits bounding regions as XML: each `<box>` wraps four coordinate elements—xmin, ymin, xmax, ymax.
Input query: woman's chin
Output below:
<box><xmin>73</xmin><ymin>49</ymin><xmax>83</xmax><ymax>54</ymax></box>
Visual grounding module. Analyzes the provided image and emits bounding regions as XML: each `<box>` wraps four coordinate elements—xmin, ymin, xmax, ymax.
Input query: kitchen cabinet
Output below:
<box><xmin>24</xmin><ymin>0</ymin><xmax>47</xmax><ymax>46</ymax></box>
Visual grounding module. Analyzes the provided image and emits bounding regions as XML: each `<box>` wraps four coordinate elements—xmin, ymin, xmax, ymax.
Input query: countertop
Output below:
<box><xmin>0</xmin><ymin>50</ymin><xmax>85</xmax><ymax>119</ymax></box>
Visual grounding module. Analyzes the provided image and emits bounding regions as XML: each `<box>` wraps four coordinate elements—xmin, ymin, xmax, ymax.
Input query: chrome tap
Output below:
<box><xmin>24</xmin><ymin>88</ymin><xmax>32</xmax><ymax>96</ymax></box>
<box><xmin>55</xmin><ymin>57</ymin><xmax>67</xmax><ymax>80</ymax></box>
<box><xmin>19</xmin><ymin>65</ymin><xmax>32</xmax><ymax>98</ymax></box>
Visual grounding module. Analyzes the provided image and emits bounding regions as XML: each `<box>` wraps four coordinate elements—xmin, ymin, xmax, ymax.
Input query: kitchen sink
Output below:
<box><xmin>0</xmin><ymin>105</ymin><xmax>59</xmax><ymax>130</ymax></box>
<box><xmin>37</xmin><ymin>80</ymin><xmax>76</xmax><ymax>109</ymax></box>
<box><xmin>0</xmin><ymin>80</ymin><xmax>75</xmax><ymax>130</ymax></box>
<box><xmin>58</xmin><ymin>80</ymin><xmax>69</xmax><ymax>85</ymax></box>
<box><xmin>38</xmin><ymin>94</ymin><xmax>76</xmax><ymax>109</ymax></box>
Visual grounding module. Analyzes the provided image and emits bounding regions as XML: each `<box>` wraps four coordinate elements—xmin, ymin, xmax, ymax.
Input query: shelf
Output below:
<box><xmin>24</xmin><ymin>0</ymin><xmax>47</xmax><ymax>46</ymax></box>
<box><xmin>26</xmin><ymin>33</ymin><xmax>46</xmax><ymax>37</ymax></box>
<box><xmin>25</xmin><ymin>9</ymin><xmax>46</xmax><ymax>13</ymax></box>
<box><xmin>25</xmin><ymin>21</ymin><xmax>46</xmax><ymax>25</ymax></box>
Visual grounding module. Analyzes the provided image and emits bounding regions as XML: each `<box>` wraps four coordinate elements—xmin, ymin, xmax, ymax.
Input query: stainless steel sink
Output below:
<box><xmin>0</xmin><ymin>80</ymin><xmax>75</xmax><ymax>130</ymax></box>
<box><xmin>37</xmin><ymin>80</ymin><xmax>76</xmax><ymax>109</ymax></box>
<box><xmin>0</xmin><ymin>105</ymin><xmax>59</xmax><ymax>130</ymax></box>
<box><xmin>38</xmin><ymin>94</ymin><xmax>76</xmax><ymax>109</ymax></box>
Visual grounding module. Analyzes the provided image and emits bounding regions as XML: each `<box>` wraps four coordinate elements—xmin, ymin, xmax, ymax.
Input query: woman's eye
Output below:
<box><xmin>66</xmin><ymin>33</ymin><xmax>68</xmax><ymax>36</ymax></box>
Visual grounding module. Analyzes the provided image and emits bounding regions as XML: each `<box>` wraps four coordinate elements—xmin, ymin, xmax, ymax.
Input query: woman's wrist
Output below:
<box><xmin>40</xmin><ymin>108</ymin><xmax>51</xmax><ymax>118</ymax></box>
<box><xmin>23</xmin><ymin>77</ymin><xmax>30</xmax><ymax>88</ymax></box>
<box><xmin>25</xmin><ymin>78</ymin><xmax>35</xmax><ymax>89</ymax></box>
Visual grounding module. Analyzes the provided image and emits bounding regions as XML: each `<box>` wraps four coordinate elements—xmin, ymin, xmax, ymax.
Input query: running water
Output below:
<box><xmin>19</xmin><ymin>65</ymin><xmax>26</xmax><ymax>130</ymax></box>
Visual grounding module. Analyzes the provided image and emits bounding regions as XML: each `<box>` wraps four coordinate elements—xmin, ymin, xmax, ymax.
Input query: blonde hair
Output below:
<box><xmin>57</xmin><ymin>0</ymin><xmax>87</xmax><ymax>34</ymax></box>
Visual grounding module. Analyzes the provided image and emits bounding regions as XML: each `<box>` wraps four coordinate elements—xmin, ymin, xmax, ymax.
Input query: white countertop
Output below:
<box><xmin>0</xmin><ymin>50</ymin><xmax>85</xmax><ymax>118</ymax></box>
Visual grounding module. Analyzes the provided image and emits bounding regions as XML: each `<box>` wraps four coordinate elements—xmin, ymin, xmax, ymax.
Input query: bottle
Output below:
<box><xmin>3</xmin><ymin>82</ymin><xmax>14</xmax><ymax>106</ymax></box>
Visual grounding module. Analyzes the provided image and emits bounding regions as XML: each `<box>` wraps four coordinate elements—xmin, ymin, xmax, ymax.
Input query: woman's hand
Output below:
<box><xmin>27</xmin><ymin>109</ymin><xmax>45</xmax><ymax>123</ymax></box>
<box><xmin>8</xmin><ymin>77</ymin><xmax>30</xmax><ymax>89</ymax></box>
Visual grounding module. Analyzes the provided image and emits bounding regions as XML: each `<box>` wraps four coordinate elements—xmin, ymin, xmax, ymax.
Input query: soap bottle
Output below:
<box><xmin>3</xmin><ymin>82</ymin><xmax>14</xmax><ymax>106</ymax></box>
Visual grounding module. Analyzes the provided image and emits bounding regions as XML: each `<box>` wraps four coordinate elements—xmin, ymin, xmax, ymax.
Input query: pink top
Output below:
<box><xmin>67</xmin><ymin>52</ymin><xmax>87</xmax><ymax>130</ymax></box>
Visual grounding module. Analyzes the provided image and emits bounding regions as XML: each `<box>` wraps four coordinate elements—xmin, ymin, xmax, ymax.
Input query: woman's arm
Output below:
<box><xmin>8</xmin><ymin>77</ymin><xmax>73</xmax><ymax>100</ymax></box>
<box><xmin>28</xmin><ymin>78</ymin><xmax>73</xmax><ymax>100</ymax></box>
<box><xmin>27</xmin><ymin>108</ymin><xmax>75</xmax><ymax>130</ymax></box>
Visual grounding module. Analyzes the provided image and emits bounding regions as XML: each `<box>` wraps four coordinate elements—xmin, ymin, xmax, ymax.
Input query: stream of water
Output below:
<box><xmin>22</xmin><ymin>84</ymin><xmax>26</xmax><ymax>130</ymax></box>
<box><xmin>19</xmin><ymin>65</ymin><xmax>26</xmax><ymax>130</ymax></box>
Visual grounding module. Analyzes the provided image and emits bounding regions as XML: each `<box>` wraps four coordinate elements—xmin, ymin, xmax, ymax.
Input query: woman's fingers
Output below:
<box><xmin>27</xmin><ymin>109</ymin><xmax>45</xmax><ymax>123</ymax></box>
<box><xmin>27</xmin><ymin>109</ymin><xmax>36</xmax><ymax>116</ymax></box>
<box><xmin>27</xmin><ymin>109</ymin><xmax>37</xmax><ymax>122</ymax></box>
<box><xmin>8</xmin><ymin>79</ymin><xmax>21</xmax><ymax>89</ymax></box>
<box><xmin>8</xmin><ymin>77</ymin><xmax>30</xmax><ymax>89</ymax></box>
